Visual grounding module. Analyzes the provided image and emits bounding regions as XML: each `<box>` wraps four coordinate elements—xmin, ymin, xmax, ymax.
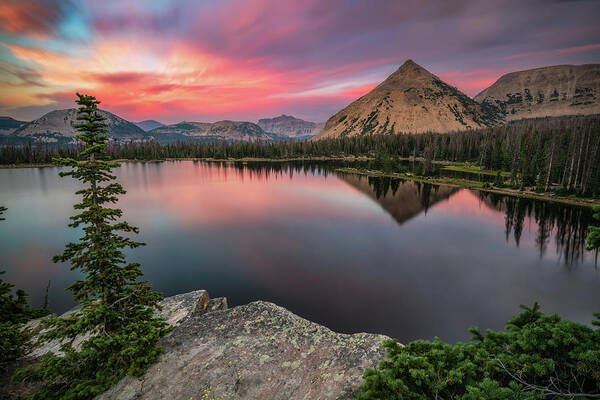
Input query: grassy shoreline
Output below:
<box><xmin>336</xmin><ymin>167</ymin><xmax>600</xmax><ymax>208</ymax></box>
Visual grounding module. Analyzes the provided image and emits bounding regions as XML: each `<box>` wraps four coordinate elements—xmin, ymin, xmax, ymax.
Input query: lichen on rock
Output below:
<box><xmin>98</xmin><ymin>294</ymin><xmax>388</xmax><ymax>400</ymax></box>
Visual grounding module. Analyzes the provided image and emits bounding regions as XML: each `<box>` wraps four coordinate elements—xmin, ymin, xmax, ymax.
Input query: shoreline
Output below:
<box><xmin>0</xmin><ymin>156</ymin><xmax>369</xmax><ymax>169</ymax></box>
<box><xmin>336</xmin><ymin>167</ymin><xmax>600</xmax><ymax>208</ymax></box>
<box><xmin>2</xmin><ymin>158</ymin><xmax>598</xmax><ymax>208</ymax></box>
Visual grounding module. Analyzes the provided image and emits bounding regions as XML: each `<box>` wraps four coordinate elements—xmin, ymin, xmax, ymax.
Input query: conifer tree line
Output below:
<box><xmin>2</xmin><ymin>115</ymin><xmax>599</xmax><ymax>196</ymax></box>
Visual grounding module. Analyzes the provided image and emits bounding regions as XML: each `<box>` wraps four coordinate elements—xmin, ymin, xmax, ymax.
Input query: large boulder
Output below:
<box><xmin>25</xmin><ymin>290</ymin><xmax>216</xmax><ymax>358</ymax></box>
<box><xmin>98</xmin><ymin>300</ymin><xmax>388</xmax><ymax>400</ymax></box>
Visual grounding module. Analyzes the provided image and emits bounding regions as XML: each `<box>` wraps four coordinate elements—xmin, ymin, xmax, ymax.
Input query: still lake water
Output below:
<box><xmin>0</xmin><ymin>161</ymin><xmax>598</xmax><ymax>343</ymax></box>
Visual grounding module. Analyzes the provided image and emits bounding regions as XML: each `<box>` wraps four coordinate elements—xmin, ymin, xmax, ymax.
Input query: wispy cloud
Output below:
<box><xmin>0</xmin><ymin>0</ymin><xmax>599</xmax><ymax>122</ymax></box>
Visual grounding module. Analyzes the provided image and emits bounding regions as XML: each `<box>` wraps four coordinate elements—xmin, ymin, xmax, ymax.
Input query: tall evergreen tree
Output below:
<box><xmin>13</xmin><ymin>94</ymin><xmax>169</xmax><ymax>399</ymax></box>
<box><xmin>587</xmin><ymin>205</ymin><xmax>600</xmax><ymax>264</ymax></box>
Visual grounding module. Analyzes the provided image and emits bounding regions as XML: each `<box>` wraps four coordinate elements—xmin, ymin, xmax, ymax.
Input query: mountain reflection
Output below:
<box><xmin>209</xmin><ymin>163</ymin><xmax>595</xmax><ymax>266</ymax></box>
<box><xmin>345</xmin><ymin>174</ymin><xmax>595</xmax><ymax>266</ymax></box>
<box><xmin>337</xmin><ymin>173</ymin><xmax>459</xmax><ymax>224</ymax></box>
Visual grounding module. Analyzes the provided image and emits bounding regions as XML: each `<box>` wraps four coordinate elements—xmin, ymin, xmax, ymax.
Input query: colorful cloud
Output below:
<box><xmin>1</xmin><ymin>0</ymin><xmax>599</xmax><ymax>123</ymax></box>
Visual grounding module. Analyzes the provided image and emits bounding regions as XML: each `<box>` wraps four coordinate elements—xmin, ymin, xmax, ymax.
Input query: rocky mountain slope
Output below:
<box><xmin>10</xmin><ymin>109</ymin><xmax>147</xmax><ymax>143</ymax></box>
<box><xmin>135</xmin><ymin>119</ymin><xmax>165</xmax><ymax>131</ymax></box>
<box><xmin>474</xmin><ymin>64</ymin><xmax>600</xmax><ymax>120</ymax></box>
<box><xmin>314</xmin><ymin>60</ymin><xmax>502</xmax><ymax>140</ymax></box>
<box><xmin>0</xmin><ymin>116</ymin><xmax>26</xmax><ymax>135</ymax></box>
<box><xmin>257</xmin><ymin>114</ymin><xmax>324</xmax><ymax>138</ymax></box>
<box><xmin>148</xmin><ymin>120</ymin><xmax>275</xmax><ymax>143</ymax></box>
<box><xmin>7</xmin><ymin>290</ymin><xmax>387</xmax><ymax>400</ymax></box>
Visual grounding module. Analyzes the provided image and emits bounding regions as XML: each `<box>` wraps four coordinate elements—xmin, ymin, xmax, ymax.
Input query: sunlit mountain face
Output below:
<box><xmin>1</xmin><ymin>0</ymin><xmax>599</xmax><ymax>123</ymax></box>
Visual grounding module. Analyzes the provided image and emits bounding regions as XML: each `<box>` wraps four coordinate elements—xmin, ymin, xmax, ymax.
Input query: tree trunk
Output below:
<box><xmin>544</xmin><ymin>138</ymin><xmax>555</xmax><ymax>192</ymax></box>
<box><xmin>573</xmin><ymin>129</ymin><xmax>586</xmax><ymax>191</ymax></box>
<box><xmin>566</xmin><ymin>131</ymin><xmax>578</xmax><ymax>191</ymax></box>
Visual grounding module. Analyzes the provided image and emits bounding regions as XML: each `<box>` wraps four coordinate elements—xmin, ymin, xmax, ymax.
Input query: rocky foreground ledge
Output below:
<box><xmin>21</xmin><ymin>290</ymin><xmax>389</xmax><ymax>400</ymax></box>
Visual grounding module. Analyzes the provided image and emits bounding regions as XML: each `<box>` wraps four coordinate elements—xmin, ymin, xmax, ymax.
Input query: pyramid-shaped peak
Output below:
<box><xmin>312</xmin><ymin>59</ymin><xmax>502</xmax><ymax>140</ymax></box>
<box><xmin>393</xmin><ymin>59</ymin><xmax>431</xmax><ymax>76</ymax></box>
<box><xmin>400</xmin><ymin>59</ymin><xmax>419</xmax><ymax>68</ymax></box>
<box><xmin>375</xmin><ymin>60</ymin><xmax>435</xmax><ymax>90</ymax></box>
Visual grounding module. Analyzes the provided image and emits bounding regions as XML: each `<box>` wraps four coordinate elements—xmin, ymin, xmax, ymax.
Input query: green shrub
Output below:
<box><xmin>356</xmin><ymin>303</ymin><xmax>600</xmax><ymax>399</ymax></box>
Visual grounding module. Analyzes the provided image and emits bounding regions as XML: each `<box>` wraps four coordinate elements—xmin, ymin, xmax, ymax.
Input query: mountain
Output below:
<box><xmin>474</xmin><ymin>64</ymin><xmax>600</xmax><ymax>120</ymax></box>
<box><xmin>135</xmin><ymin>119</ymin><xmax>165</xmax><ymax>131</ymax></box>
<box><xmin>0</xmin><ymin>116</ymin><xmax>26</xmax><ymax>135</ymax></box>
<box><xmin>257</xmin><ymin>115</ymin><xmax>324</xmax><ymax>139</ymax></box>
<box><xmin>11</xmin><ymin>109</ymin><xmax>147</xmax><ymax>144</ymax></box>
<box><xmin>314</xmin><ymin>60</ymin><xmax>502</xmax><ymax>140</ymax></box>
<box><xmin>148</xmin><ymin>120</ymin><xmax>275</xmax><ymax>143</ymax></box>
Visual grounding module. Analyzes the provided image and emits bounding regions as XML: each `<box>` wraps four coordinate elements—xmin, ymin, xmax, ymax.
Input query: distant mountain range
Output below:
<box><xmin>257</xmin><ymin>115</ymin><xmax>324</xmax><ymax>139</ymax></box>
<box><xmin>0</xmin><ymin>116</ymin><xmax>26</xmax><ymax>135</ymax></box>
<box><xmin>135</xmin><ymin>120</ymin><xmax>165</xmax><ymax>131</ymax></box>
<box><xmin>148</xmin><ymin>120</ymin><xmax>276</xmax><ymax>143</ymax></box>
<box><xmin>2</xmin><ymin>61</ymin><xmax>598</xmax><ymax>145</ymax></box>
<box><xmin>0</xmin><ymin>111</ymin><xmax>322</xmax><ymax>145</ymax></box>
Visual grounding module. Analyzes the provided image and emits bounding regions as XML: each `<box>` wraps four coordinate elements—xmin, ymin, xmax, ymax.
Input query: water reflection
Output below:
<box><xmin>353</xmin><ymin>174</ymin><xmax>595</xmax><ymax>266</ymax></box>
<box><xmin>478</xmin><ymin>192</ymin><xmax>593</xmax><ymax>266</ymax></box>
<box><xmin>0</xmin><ymin>161</ymin><xmax>598</xmax><ymax>344</ymax></box>
<box><xmin>339</xmin><ymin>174</ymin><xmax>458</xmax><ymax>224</ymax></box>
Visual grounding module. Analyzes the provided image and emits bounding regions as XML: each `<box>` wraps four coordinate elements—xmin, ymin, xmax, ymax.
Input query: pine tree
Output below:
<box><xmin>356</xmin><ymin>303</ymin><xmax>600</xmax><ymax>399</ymax></box>
<box><xmin>13</xmin><ymin>94</ymin><xmax>170</xmax><ymax>399</ymax></box>
<box><xmin>493</xmin><ymin>170</ymin><xmax>504</xmax><ymax>188</ymax></box>
<box><xmin>587</xmin><ymin>205</ymin><xmax>600</xmax><ymax>263</ymax></box>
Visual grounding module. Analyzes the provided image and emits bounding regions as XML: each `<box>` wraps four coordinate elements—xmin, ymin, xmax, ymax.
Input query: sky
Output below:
<box><xmin>1</xmin><ymin>0</ymin><xmax>599</xmax><ymax>124</ymax></box>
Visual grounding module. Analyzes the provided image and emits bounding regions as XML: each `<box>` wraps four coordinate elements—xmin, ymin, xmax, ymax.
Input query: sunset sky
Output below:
<box><xmin>1</xmin><ymin>0</ymin><xmax>599</xmax><ymax>124</ymax></box>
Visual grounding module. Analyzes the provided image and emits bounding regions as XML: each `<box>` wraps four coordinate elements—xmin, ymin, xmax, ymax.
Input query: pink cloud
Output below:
<box><xmin>504</xmin><ymin>43</ymin><xmax>600</xmax><ymax>61</ymax></box>
<box><xmin>2</xmin><ymin>0</ymin><xmax>599</xmax><ymax>122</ymax></box>
<box><xmin>0</xmin><ymin>0</ymin><xmax>63</xmax><ymax>38</ymax></box>
<box><xmin>437</xmin><ymin>68</ymin><xmax>512</xmax><ymax>97</ymax></box>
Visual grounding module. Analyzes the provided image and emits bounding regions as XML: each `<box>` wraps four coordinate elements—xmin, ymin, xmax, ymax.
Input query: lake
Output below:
<box><xmin>0</xmin><ymin>161</ymin><xmax>598</xmax><ymax>343</ymax></box>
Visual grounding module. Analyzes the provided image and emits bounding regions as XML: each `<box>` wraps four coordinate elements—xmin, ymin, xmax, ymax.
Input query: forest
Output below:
<box><xmin>1</xmin><ymin>115</ymin><xmax>600</xmax><ymax>197</ymax></box>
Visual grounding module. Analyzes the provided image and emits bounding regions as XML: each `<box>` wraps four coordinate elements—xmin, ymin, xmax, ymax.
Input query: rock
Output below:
<box><xmin>156</xmin><ymin>289</ymin><xmax>211</xmax><ymax>325</ymax></box>
<box><xmin>25</xmin><ymin>290</ymin><xmax>213</xmax><ymax>359</ymax></box>
<box><xmin>16</xmin><ymin>291</ymin><xmax>386</xmax><ymax>400</ymax></box>
<box><xmin>207</xmin><ymin>296</ymin><xmax>228</xmax><ymax>313</ymax></box>
<box><xmin>98</xmin><ymin>299</ymin><xmax>388</xmax><ymax>400</ymax></box>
